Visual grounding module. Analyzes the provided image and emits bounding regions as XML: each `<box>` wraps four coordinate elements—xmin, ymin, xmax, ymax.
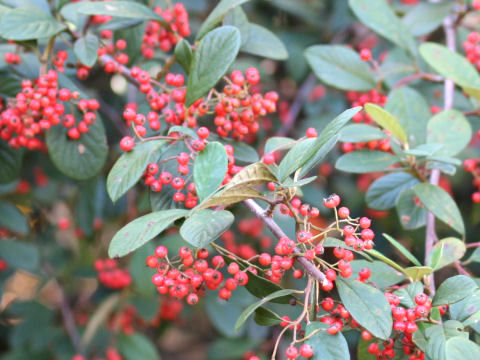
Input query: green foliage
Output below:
<box><xmin>193</xmin><ymin>142</ymin><xmax>228</xmax><ymax>202</ymax></box>
<box><xmin>365</xmin><ymin>172</ymin><xmax>419</xmax><ymax>211</ymax></box>
<box><xmin>305</xmin><ymin>45</ymin><xmax>376</xmax><ymax>91</ymax></box>
<box><xmin>427</xmin><ymin>238</ymin><xmax>466</xmax><ymax>271</ymax></box>
<box><xmin>433</xmin><ymin>275</ymin><xmax>478</xmax><ymax>306</ymax></box>
<box><xmin>335</xmin><ymin>151</ymin><xmax>400</xmax><ymax>173</ymax></box>
<box><xmin>186</xmin><ymin>26</ymin><xmax>241</xmax><ymax>106</ymax></box>
<box><xmin>304</xmin><ymin>322</ymin><xmax>350</xmax><ymax>360</ymax></box>
<box><xmin>74</xmin><ymin>34</ymin><xmax>99</xmax><ymax>67</ymax></box>
<box><xmin>336</xmin><ymin>278</ymin><xmax>393</xmax><ymax>339</ymax></box>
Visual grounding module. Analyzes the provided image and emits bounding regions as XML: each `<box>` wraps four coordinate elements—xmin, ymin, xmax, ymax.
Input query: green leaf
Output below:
<box><xmin>108</xmin><ymin>209</ymin><xmax>188</xmax><ymax>258</ymax></box>
<box><xmin>335</xmin><ymin>151</ymin><xmax>399</xmax><ymax>174</ymax></box>
<box><xmin>393</xmin><ymin>282</ymin><xmax>424</xmax><ymax>309</ymax></box>
<box><xmin>207</xmin><ymin>338</ymin><xmax>260</xmax><ymax>360</ymax></box>
<box><xmin>0</xmin><ymin>239</ymin><xmax>39</xmax><ymax>271</ymax></box>
<box><xmin>304</xmin><ymin>322</ymin><xmax>350</xmax><ymax>360</ymax></box>
<box><xmin>396</xmin><ymin>188</ymin><xmax>427</xmax><ymax>230</ymax></box>
<box><xmin>427</xmin><ymin>237</ymin><xmax>466</xmax><ymax>271</ymax></box>
<box><xmin>336</xmin><ymin>278</ymin><xmax>393</xmax><ymax>340</ymax></box>
<box><xmin>234</xmin><ymin>289</ymin><xmax>299</xmax><ymax>333</ymax></box>
<box><xmin>323</xmin><ymin>237</ymin><xmax>374</xmax><ymax>261</ymax></box>
<box><xmin>167</xmin><ymin>125</ymin><xmax>198</xmax><ymax>139</ymax></box>
<box><xmin>253</xmin><ymin>307</ymin><xmax>282</xmax><ymax>326</ymax></box>
<box><xmin>107</xmin><ymin>140</ymin><xmax>167</xmax><ymax>203</ymax></box>
<box><xmin>240</xmin><ymin>24</ymin><xmax>288</xmax><ymax>60</ymax></box>
<box><xmin>450</xmin><ymin>289</ymin><xmax>480</xmax><ymax>322</ymax></box>
<box><xmin>367</xmin><ymin>249</ymin><xmax>406</xmax><ymax>274</ymax></box>
<box><xmin>186</xmin><ymin>26</ymin><xmax>241</xmax><ymax>106</ymax></box>
<box><xmin>278</xmin><ymin>107</ymin><xmax>362</xmax><ymax>181</ymax></box>
<box><xmin>403</xmin><ymin>266</ymin><xmax>433</xmax><ymax>281</ymax></box>
<box><xmin>73</xmin><ymin>1</ymin><xmax>163</xmax><ymax>21</ymax></box>
<box><xmin>0</xmin><ymin>201</ymin><xmax>29</xmax><ymax>235</ymax></box>
<box><xmin>350</xmin><ymin>260</ymin><xmax>405</xmax><ymax>289</ymax></box>
<box><xmin>264</xmin><ymin>136</ymin><xmax>295</xmax><ymax>154</ymax></box>
<box><xmin>174</xmin><ymin>39</ymin><xmax>192</xmax><ymax>73</ymax></box>
<box><xmin>46</xmin><ymin>117</ymin><xmax>108</xmax><ymax>181</ymax></box>
<box><xmin>221</xmin><ymin>138</ymin><xmax>259</xmax><ymax>163</ymax></box>
<box><xmin>129</xmin><ymin>242</ymin><xmax>156</xmax><ymax>297</ymax></box>
<box><xmin>425</xmin><ymin>321</ymin><xmax>469</xmax><ymax>360</ymax></box>
<box><xmin>366</xmin><ymin>172</ymin><xmax>419</xmax><ymax>210</ymax></box>
<box><xmin>0</xmin><ymin>7</ymin><xmax>66</xmax><ymax>40</ymax></box>
<box><xmin>349</xmin><ymin>0</ymin><xmax>416</xmax><ymax>53</ymax></box>
<box><xmin>419</xmin><ymin>42</ymin><xmax>480</xmax><ymax>89</ymax></box>
<box><xmin>180</xmin><ymin>210</ymin><xmax>234</xmax><ymax>248</ymax></box>
<box><xmin>385</xmin><ymin>86</ymin><xmax>430</xmax><ymax>147</ymax></box>
<box><xmin>118</xmin><ymin>333</ymin><xmax>160</xmax><ymax>360</ymax></box>
<box><xmin>305</xmin><ymin>45</ymin><xmax>376</xmax><ymax>91</ymax></box>
<box><xmin>196</xmin><ymin>0</ymin><xmax>250</xmax><ymax>39</ymax></box>
<box><xmin>446</xmin><ymin>337</ymin><xmax>480</xmax><ymax>360</ymax></box>
<box><xmin>73</xmin><ymin>34</ymin><xmax>99</xmax><ymax>67</ymax></box>
<box><xmin>404</xmin><ymin>143</ymin><xmax>444</xmax><ymax>157</ymax></box>
<box><xmin>413</xmin><ymin>183</ymin><xmax>464</xmax><ymax>235</ymax></box>
<box><xmin>114</xmin><ymin>21</ymin><xmax>146</xmax><ymax>66</ymax></box>
<box><xmin>426</xmin><ymin>110</ymin><xmax>472</xmax><ymax>157</ymax></box>
<box><xmin>433</xmin><ymin>275</ymin><xmax>478</xmax><ymax>306</ymax></box>
<box><xmin>340</xmin><ymin>124</ymin><xmax>387</xmax><ymax>143</ymax></box>
<box><xmin>383</xmin><ymin>233</ymin><xmax>421</xmax><ymax>267</ymax></box>
<box><xmin>193</xmin><ymin>142</ymin><xmax>228</xmax><ymax>202</ymax></box>
<box><xmin>467</xmin><ymin>247</ymin><xmax>480</xmax><ymax>263</ymax></box>
<box><xmin>0</xmin><ymin>140</ymin><xmax>23</xmax><ymax>184</ymax></box>
<box><xmin>402</xmin><ymin>2</ymin><xmax>454</xmax><ymax>37</ymax></box>
<box><xmin>364</xmin><ymin>103</ymin><xmax>407</xmax><ymax>144</ymax></box>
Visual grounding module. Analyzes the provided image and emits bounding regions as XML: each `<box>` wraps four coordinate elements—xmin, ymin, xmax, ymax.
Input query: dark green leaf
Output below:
<box><xmin>396</xmin><ymin>188</ymin><xmax>427</xmax><ymax>230</ymax></box>
<box><xmin>264</xmin><ymin>136</ymin><xmax>295</xmax><ymax>154</ymax></box>
<box><xmin>186</xmin><ymin>26</ymin><xmax>241</xmax><ymax>106</ymax></box>
<box><xmin>385</xmin><ymin>86</ymin><xmax>430</xmax><ymax>147</ymax></box>
<box><xmin>340</xmin><ymin>124</ymin><xmax>387</xmax><ymax>143</ymax></box>
<box><xmin>335</xmin><ymin>151</ymin><xmax>399</xmax><ymax>174</ymax></box>
<box><xmin>279</xmin><ymin>107</ymin><xmax>362</xmax><ymax>181</ymax></box>
<box><xmin>402</xmin><ymin>2</ymin><xmax>454</xmax><ymax>37</ymax></box>
<box><xmin>118</xmin><ymin>333</ymin><xmax>160</xmax><ymax>360</ymax></box>
<box><xmin>46</xmin><ymin>117</ymin><xmax>108</xmax><ymax>181</ymax></box>
<box><xmin>107</xmin><ymin>140</ymin><xmax>167</xmax><ymax>203</ymax></box>
<box><xmin>336</xmin><ymin>278</ymin><xmax>393</xmax><ymax>339</ymax></box>
<box><xmin>433</xmin><ymin>275</ymin><xmax>478</xmax><ymax>306</ymax></box>
<box><xmin>108</xmin><ymin>209</ymin><xmax>188</xmax><ymax>258</ymax></box>
<box><xmin>383</xmin><ymin>233</ymin><xmax>421</xmax><ymax>266</ymax></box>
<box><xmin>364</xmin><ymin>103</ymin><xmax>407</xmax><ymax>144</ymax></box>
<box><xmin>73</xmin><ymin>33</ymin><xmax>99</xmax><ymax>67</ymax></box>
<box><xmin>207</xmin><ymin>338</ymin><xmax>259</xmax><ymax>360</ymax></box>
<box><xmin>240</xmin><ymin>24</ymin><xmax>288</xmax><ymax>60</ymax></box>
<box><xmin>0</xmin><ymin>239</ymin><xmax>39</xmax><ymax>271</ymax></box>
<box><xmin>0</xmin><ymin>7</ymin><xmax>66</xmax><ymax>40</ymax></box>
<box><xmin>426</xmin><ymin>110</ymin><xmax>472</xmax><ymax>157</ymax></box>
<box><xmin>253</xmin><ymin>307</ymin><xmax>282</xmax><ymax>326</ymax></box>
<box><xmin>234</xmin><ymin>289</ymin><xmax>299</xmax><ymax>332</ymax></box>
<box><xmin>366</xmin><ymin>172</ymin><xmax>419</xmax><ymax>210</ymax></box>
<box><xmin>413</xmin><ymin>183</ymin><xmax>464</xmax><ymax>235</ymax></box>
<box><xmin>0</xmin><ymin>140</ymin><xmax>22</xmax><ymax>184</ymax></box>
<box><xmin>305</xmin><ymin>322</ymin><xmax>349</xmax><ymax>360</ymax></box>
<box><xmin>420</xmin><ymin>42</ymin><xmax>480</xmax><ymax>90</ymax></box>
<box><xmin>349</xmin><ymin>0</ymin><xmax>416</xmax><ymax>53</ymax></box>
<box><xmin>425</xmin><ymin>321</ymin><xmax>469</xmax><ymax>360</ymax></box>
<box><xmin>427</xmin><ymin>237</ymin><xmax>466</xmax><ymax>271</ymax></box>
<box><xmin>305</xmin><ymin>45</ymin><xmax>376</xmax><ymax>91</ymax></box>
<box><xmin>180</xmin><ymin>209</ymin><xmax>234</xmax><ymax>248</ymax></box>
<box><xmin>174</xmin><ymin>39</ymin><xmax>192</xmax><ymax>73</ymax></box>
<box><xmin>0</xmin><ymin>201</ymin><xmax>29</xmax><ymax>235</ymax></box>
<box><xmin>193</xmin><ymin>142</ymin><xmax>228</xmax><ymax>202</ymax></box>
<box><xmin>196</xmin><ymin>0</ymin><xmax>250</xmax><ymax>39</ymax></box>
<box><xmin>446</xmin><ymin>337</ymin><xmax>480</xmax><ymax>360</ymax></box>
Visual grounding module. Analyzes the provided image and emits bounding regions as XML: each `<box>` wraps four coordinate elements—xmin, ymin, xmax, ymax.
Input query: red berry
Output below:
<box><xmin>360</xmin><ymin>48</ymin><xmax>372</xmax><ymax>61</ymax></box>
<box><xmin>119</xmin><ymin>136</ymin><xmax>134</xmax><ymax>152</ymax></box>
<box><xmin>285</xmin><ymin>346</ymin><xmax>298</xmax><ymax>359</ymax></box>
<box><xmin>300</xmin><ymin>344</ymin><xmax>314</xmax><ymax>358</ymax></box>
<box><xmin>414</xmin><ymin>293</ymin><xmax>428</xmax><ymax>305</ymax></box>
<box><xmin>263</xmin><ymin>153</ymin><xmax>275</xmax><ymax>165</ymax></box>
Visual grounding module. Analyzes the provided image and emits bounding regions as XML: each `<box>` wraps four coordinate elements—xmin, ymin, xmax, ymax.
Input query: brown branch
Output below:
<box><xmin>242</xmin><ymin>199</ymin><xmax>327</xmax><ymax>284</ymax></box>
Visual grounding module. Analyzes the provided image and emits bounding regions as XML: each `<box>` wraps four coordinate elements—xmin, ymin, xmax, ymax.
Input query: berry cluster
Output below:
<box><xmin>141</xmin><ymin>4</ymin><xmax>191</xmax><ymax>57</ymax></box>
<box><xmin>463</xmin><ymin>158</ymin><xmax>480</xmax><ymax>203</ymax></box>
<box><xmin>94</xmin><ymin>258</ymin><xmax>132</xmax><ymax>290</ymax></box>
<box><xmin>462</xmin><ymin>32</ymin><xmax>480</xmax><ymax>71</ymax></box>
<box><xmin>5</xmin><ymin>52</ymin><xmax>21</xmax><ymax>65</ymax></box>
<box><xmin>146</xmin><ymin>246</ymin><xmax>249</xmax><ymax>303</ymax></box>
<box><xmin>0</xmin><ymin>70</ymin><xmax>100</xmax><ymax>150</ymax></box>
<box><xmin>73</xmin><ymin>347</ymin><xmax>122</xmax><ymax>360</ymax></box>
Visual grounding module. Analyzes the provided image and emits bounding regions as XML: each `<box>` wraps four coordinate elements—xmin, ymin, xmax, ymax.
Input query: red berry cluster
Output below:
<box><xmin>97</xmin><ymin>38</ymin><xmax>131</xmax><ymax>76</ymax></box>
<box><xmin>94</xmin><ymin>258</ymin><xmax>132</xmax><ymax>290</ymax></box>
<box><xmin>462</xmin><ymin>32</ymin><xmax>480</xmax><ymax>70</ymax></box>
<box><xmin>284</xmin><ymin>344</ymin><xmax>315</xmax><ymax>359</ymax></box>
<box><xmin>5</xmin><ymin>52</ymin><xmax>21</xmax><ymax>65</ymax></box>
<box><xmin>0</xmin><ymin>70</ymin><xmax>100</xmax><ymax>150</ymax></box>
<box><xmin>146</xmin><ymin>246</ymin><xmax>249</xmax><ymax>303</ymax></box>
<box><xmin>141</xmin><ymin>4</ymin><xmax>191</xmax><ymax>57</ymax></box>
<box><xmin>463</xmin><ymin>158</ymin><xmax>480</xmax><ymax>203</ymax></box>
<box><xmin>73</xmin><ymin>347</ymin><xmax>122</xmax><ymax>360</ymax></box>
<box><xmin>108</xmin><ymin>305</ymin><xmax>137</xmax><ymax>334</ymax></box>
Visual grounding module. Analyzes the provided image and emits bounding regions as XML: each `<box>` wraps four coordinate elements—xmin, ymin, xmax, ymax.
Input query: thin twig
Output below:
<box><xmin>242</xmin><ymin>199</ymin><xmax>327</xmax><ymax>284</ymax></box>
